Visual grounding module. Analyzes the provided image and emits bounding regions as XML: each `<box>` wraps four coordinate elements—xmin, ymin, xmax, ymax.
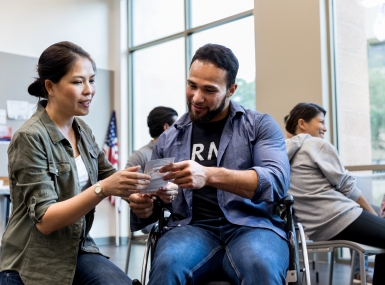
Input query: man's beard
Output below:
<box><xmin>188</xmin><ymin>95</ymin><xmax>227</xmax><ymax>124</ymax></box>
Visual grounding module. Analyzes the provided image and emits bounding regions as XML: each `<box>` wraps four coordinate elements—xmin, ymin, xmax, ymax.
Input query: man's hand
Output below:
<box><xmin>160</xmin><ymin>160</ymin><xmax>208</xmax><ymax>189</ymax></box>
<box><xmin>127</xmin><ymin>193</ymin><xmax>154</xmax><ymax>218</ymax></box>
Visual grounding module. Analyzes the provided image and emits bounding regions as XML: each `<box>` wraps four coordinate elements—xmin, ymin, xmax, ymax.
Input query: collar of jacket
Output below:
<box><xmin>35</xmin><ymin>100</ymin><xmax>83</xmax><ymax>145</ymax></box>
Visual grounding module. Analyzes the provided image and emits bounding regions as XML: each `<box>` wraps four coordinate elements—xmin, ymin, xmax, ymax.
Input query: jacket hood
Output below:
<box><xmin>285</xmin><ymin>133</ymin><xmax>311</xmax><ymax>160</ymax></box>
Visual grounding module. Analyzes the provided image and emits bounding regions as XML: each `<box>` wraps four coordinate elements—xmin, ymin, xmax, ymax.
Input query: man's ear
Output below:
<box><xmin>227</xmin><ymin>83</ymin><xmax>238</xmax><ymax>98</ymax></box>
<box><xmin>163</xmin><ymin>123</ymin><xmax>170</xmax><ymax>131</ymax></box>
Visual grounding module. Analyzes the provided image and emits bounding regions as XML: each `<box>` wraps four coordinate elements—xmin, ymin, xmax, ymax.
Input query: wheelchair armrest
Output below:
<box><xmin>276</xmin><ymin>195</ymin><xmax>296</xmax><ymax>232</ymax></box>
<box><xmin>279</xmin><ymin>194</ymin><xmax>294</xmax><ymax>207</ymax></box>
<box><xmin>151</xmin><ymin>195</ymin><xmax>171</xmax><ymax>232</ymax></box>
<box><xmin>151</xmin><ymin>195</ymin><xmax>172</xmax><ymax>211</ymax></box>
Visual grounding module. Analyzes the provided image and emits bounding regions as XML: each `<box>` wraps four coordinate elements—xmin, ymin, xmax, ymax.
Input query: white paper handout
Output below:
<box><xmin>141</xmin><ymin>157</ymin><xmax>175</xmax><ymax>194</ymax></box>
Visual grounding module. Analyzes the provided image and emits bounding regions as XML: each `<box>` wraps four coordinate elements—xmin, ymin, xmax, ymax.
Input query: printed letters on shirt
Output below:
<box><xmin>191</xmin><ymin>142</ymin><xmax>218</xmax><ymax>161</ymax></box>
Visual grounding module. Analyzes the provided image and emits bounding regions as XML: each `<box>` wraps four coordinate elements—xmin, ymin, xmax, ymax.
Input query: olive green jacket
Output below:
<box><xmin>0</xmin><ymin>101</ymin><xmax>116</xmax><ymax>285</ymax></box>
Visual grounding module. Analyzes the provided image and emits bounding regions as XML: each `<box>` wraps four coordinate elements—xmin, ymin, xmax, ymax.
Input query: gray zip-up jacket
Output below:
<box><xmin>286</xmin><ymin>134</ymin><xmax>362</xmax><ymax>241</ymax></box>
<box><xmin>0</xmin><ymin>100</ymin><xmax>116</xmax><ymax>285</ymax></box>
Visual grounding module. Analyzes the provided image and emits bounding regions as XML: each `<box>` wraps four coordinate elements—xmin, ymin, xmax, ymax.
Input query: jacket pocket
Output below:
<box><xmin>48</xmin><ymin>161</ymin><xmax>72</xmax><ymax>198</ymax></box>
<box><xmin>48</xmin><ymin>161</ymin><xmax>71</xmax><ymax>176</ymax></box>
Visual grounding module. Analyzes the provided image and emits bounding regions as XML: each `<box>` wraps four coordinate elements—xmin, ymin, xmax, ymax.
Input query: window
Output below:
<box><xmin>191</xmin><ymin>17</ymin><xmax>256</xmax><ymax>110</ymax></box>
<box><xmin>190</xmin><ymin>0</ymin><xmax>253</xmax><ymax>28</ymax></box>
<box><xmin>332</xmin><ymin>0</ymin><xmax>385</xmax><ymax>262</ymax></box>
<box><xmin>132</xmin><ymin>39</ymin><xmax>186</xmax><ymax>149</ymax></box>
<box><xmin>332</xmin><ymin>0</ymin><xmax>385</xmax><ymax>167</ymax></box>
<box><xmin>128</xmin><ymin>0</ymin><xmax>255</xmax><ymax>151</ymax></box>
<box><xmin>131</xmin><ymin>0</ymin><xmax>184</xmax><ymax>46</ymax></box>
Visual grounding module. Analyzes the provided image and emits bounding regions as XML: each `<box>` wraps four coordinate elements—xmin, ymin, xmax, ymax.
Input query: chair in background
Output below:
<box><xmin>132</xmin><ymin>195</ymin><xmax>311</xmax><ymax>285</ymax></box>
<box><xmin>304</xmin><ymin>172</ymin><xmax>385</xmax><ymax>284</ymax></box>
<box><xmin>124</xmin><ymin>211</ymin><xmax>149</xmax><ymax>274</ymax></box>
<box><xmin>303</xmin><ymin>240</ymin><xmax>385</xmax><ymax>285</ymax></box>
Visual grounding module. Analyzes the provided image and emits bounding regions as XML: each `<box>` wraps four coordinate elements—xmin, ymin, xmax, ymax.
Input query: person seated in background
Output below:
<box><xmin>285</xmin><ymin>102</ymin><xmax>385</xmax><ymax>284</ymax></box>
<box><xmin>125</xmin><ymin>106</ymin><xmax>179</xmax><ymax>232</ymax></box>
<box><xmin>0</xmin><ymin>41</ymin><xmax>150</xmax><ymax>285</ymax></box>
<box><xmin>128</xmin><ymin>43</ymin><xmax>291</xmax><ymax>285</ymax></box>
<box><xmin>125</xmin><ymin>106</ymin><xmax>178</xmax><ymax>172</ymax></box>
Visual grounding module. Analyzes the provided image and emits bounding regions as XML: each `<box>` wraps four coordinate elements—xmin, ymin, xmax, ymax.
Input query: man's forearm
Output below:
<box><xmin>205</xmin><ymin>167</ymin><xmax>258</xmax><ymax>199</ymax></box>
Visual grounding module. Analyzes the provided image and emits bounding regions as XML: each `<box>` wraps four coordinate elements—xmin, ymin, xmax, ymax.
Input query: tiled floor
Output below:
<box><xmin>99</xmin><ymin>241</ymin><xmax>372</xmax><ymax>285</ymax></box>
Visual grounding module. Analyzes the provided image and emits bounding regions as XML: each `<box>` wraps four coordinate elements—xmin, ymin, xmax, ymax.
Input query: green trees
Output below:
<box><xmin>368</xmin><ymin>43</ymin><xmax>385</xmax><ymax>160</ymax></box>
<box><xmin>233</xmin><ymin>78</ymin><xmax>256</xmax><ymax>110</ymax></box>
<box><xmin>369</xmin><ymin>68</ymin><xmax>385</xmax><ymax>150</ymax></box>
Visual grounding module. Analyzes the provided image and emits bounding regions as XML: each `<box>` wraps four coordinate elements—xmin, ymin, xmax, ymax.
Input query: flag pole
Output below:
<box><xmin>102</xmin><ymin>111</ymin><xmax>121</xmax><ymax>247</ymax></box>
<box><xmin>115</xmin><ymin>200</ymin><xmax>119</xmax><ymax>246</ymax></box>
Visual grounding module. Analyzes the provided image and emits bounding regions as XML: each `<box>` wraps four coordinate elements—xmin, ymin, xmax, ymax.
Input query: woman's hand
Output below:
<box><xmin>128</xmin><ymin>193</ymin><xmax>154</xmax><ymax>218</ymax></box>
<box><xmin>100</xmin><ymin>166</ymin><xmax>150</xmax><ymax>197</ymax></box>
<box><xmin>155</xmin><ymin>182</ymin><xmax>179</xmax><ymax>204</ymax></box>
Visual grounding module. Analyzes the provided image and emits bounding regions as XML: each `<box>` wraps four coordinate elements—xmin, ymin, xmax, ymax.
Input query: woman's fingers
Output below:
<box><xmin>129</xmin><ymin>194</ymin><xmax>154</xmax><ymax>218</ymax></box>
<box><xmin>101</xmin><ymin>169</ymin><xmax>150</xmax><ymax>196</ymax></box>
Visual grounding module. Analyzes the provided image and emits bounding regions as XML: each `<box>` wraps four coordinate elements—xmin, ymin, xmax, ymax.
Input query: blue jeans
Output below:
<box><xmin>0</xmin><ymin>251</ymin><xmax>132</xmax><ymax>285</ymax></box>
<box><xmin>148</xmin><ymin>218</ymin><xmax>289</xmax><ymax>285</ymax></box>
<box><xmin>0</xmin><ymin>271</ymin><xmax>24</xmax><ymax>285</ymax></box>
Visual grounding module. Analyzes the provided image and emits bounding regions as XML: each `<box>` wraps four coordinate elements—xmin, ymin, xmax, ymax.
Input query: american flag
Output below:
<box><xmin>103</xmin><ymin>111</ymin><xmax>121</xmax><ymax>212</ymax></box>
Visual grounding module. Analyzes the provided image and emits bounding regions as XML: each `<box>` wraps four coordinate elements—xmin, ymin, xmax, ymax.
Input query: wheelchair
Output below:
<box><xmin>131</xmin><ymin>195</ymin><xmax>311</xmax><ymax>285</ymax></box>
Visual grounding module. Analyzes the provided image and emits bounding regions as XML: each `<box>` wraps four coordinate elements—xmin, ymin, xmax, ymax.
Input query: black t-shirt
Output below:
<box><xmin>190</xmin><ymin>116</ymin><xmax>228</xmax><ymax>222</ymax></box>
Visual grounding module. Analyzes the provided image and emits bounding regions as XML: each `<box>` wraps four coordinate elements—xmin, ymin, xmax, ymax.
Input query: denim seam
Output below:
<box><xmin>225</xmin><ymin>246</ymin><xmax>244</xmax><ymax>284</ymax></box>
<box><xmin>182</xmin><ymin>246</ymin><xmax>223</xmax><ymax>285</ymax></box>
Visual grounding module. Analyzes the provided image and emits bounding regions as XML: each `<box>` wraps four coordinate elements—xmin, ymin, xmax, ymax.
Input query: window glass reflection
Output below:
<box><xmin>334</xmin><ymin>2</ymin><xmax>385</xmax><ymax>166</ymax></box>
<box><xmin>191</xmin><ymin>0</ymin><xmax>253</xmax><ymax>28</ymax></box>
<box><xmin>132</xmin><ymin>0</ymin><xmax>184</xmax><ymax>46</ymax></box>
<box><xmin>132</xmin><ymin>38</ymin><xmax>186</xmax><ymax>149</ymax></box>
<box><xmin>191</xmin><ymin>16</ymin><xmax>256</xmax><ymax>110</ymax></box>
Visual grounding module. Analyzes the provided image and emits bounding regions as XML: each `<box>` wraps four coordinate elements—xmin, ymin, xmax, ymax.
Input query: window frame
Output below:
<box><xmin>126</xmin><ymin>0</ymin><xmax>254</xmax><ymax>154</ymax></box>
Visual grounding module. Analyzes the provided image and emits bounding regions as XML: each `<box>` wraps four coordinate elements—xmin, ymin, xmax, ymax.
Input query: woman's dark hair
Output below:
<box><xmin>190</xmin><ymin>44</ymin><xmax>239</xmax><ymax>89</ymax></box>
<box><xmin>28</xmin><ymin>41</ymin><xmax>96</xmax><ymax>99</ymax></box>
<box><xmin>147</xmin><ymin>106</ymin><xmax>178</xmax><ymax>138</ymax></box>
<box><xmin>285</xmin><ymin>102</ymin><xmax>326</xmax><ymax>135</ymax></box>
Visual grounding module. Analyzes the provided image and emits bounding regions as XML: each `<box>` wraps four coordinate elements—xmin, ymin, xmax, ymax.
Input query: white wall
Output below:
<box><xmin>0</xmin><ymin>0</ymin><xmax>114</xmax><ymax>70</ymax></box>
<box><xmin>0</xmin><ymin>0</ymin><xmax>129</xmax><ymax>242</ymax></box>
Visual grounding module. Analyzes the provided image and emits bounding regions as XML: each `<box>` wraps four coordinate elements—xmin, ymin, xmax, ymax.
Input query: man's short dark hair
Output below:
<box><xmin>190</xmin><ymin>44</ymin><xmax>239</xmax><ymax>89</ymax></box>
<box><xmin>148</xmin><ymin>106</ymin><xmax>178</xmax><ymax>138</ymax></box>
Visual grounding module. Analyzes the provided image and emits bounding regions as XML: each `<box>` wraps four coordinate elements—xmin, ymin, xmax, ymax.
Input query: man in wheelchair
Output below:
<box><xmin>128</xmin><ymin>44</ymin><xmax>291</xmax><ymax>285</ymax></box>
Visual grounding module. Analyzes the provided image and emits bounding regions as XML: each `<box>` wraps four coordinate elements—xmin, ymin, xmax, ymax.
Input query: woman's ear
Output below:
<box><xmin>297</xmin><ymin>118</ymin><xmax>307</xmax><ymax>131</ymax></box>
<box><xmin>44</xmin><ymin>79</ymin><xmax>54</xmax><ymax>97</ymax></box>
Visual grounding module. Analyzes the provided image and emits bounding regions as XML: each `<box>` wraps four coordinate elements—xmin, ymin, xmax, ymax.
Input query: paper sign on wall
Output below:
<box><xmin>6</xmin><ymin>100</ymin><xmax>30</xmax><ymax>120</ymax></box>
<box><xmin>0</xmin><ymin>125</ymin><xmax>12</xmax><ymax>141</ymax></box>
